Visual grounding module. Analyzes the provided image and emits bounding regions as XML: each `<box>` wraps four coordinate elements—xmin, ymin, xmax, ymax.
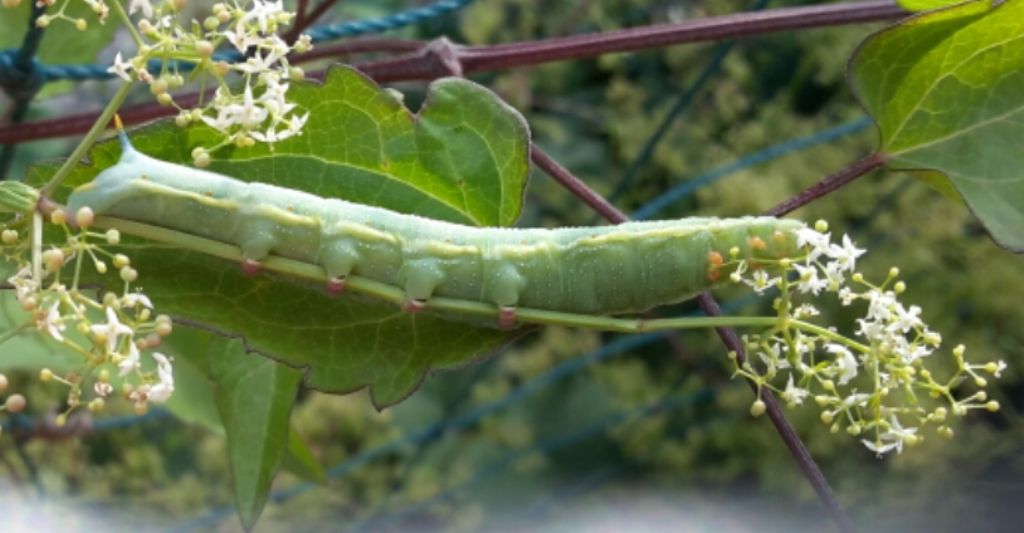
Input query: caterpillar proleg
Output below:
<box><xmin>66</xmin><ymin>129</ymin><xmax>803</xmax><ymax>322</ymax></box>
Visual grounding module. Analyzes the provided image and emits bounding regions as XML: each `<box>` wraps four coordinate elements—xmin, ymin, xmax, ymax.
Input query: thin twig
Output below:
<box><xmin>767</xmin><ymin>152</ymin><xmax>888</xmax><ymax>216</ymax></box>
<box><xmin>293</xmin><ymin>38</ymin><xmax>424</xmax><ymax>63</ymax></box>
<box><xmin>359</xmin><ymin>0</ymin><xmax>906</xmax><ymax>82</ymax></box>
<box><xmin>0</xmin><ymin>0</ymin><xmax>905</xmax><ymax>145</ymax></box>
<box><xmin>531</xmin><ymin>144</ymin><xmax>855</xmax><ymax>533</ymax></box>
<box><xmin>285</xmin><ymin>0</ymin><xmax>343</xmax><ymax>43</ymax></box>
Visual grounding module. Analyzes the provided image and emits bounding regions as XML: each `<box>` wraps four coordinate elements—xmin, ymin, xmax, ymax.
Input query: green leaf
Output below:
<box><xmin>898</xmin><ymin>0</ymin><xmax>965</xmax><ymax>11</ymax></box>
<box><xmin>209</xmin><ymin>336</ymin><xmax>302</xmax><ymax>531</ymax></box>
<box><xmin>850</xmin><ymin>0</ymin><xmax>1024</xmax><ymax>251</ymax></box>
<box><xmin>0</xmin><ymin>293</ymin><xmax>77</xmax><ymax>373</ymax></box>
<box><xmin>159</xmin><ymin>330</ymin><xmax>224</xmax><ymax>432</ymax></box>
<box><xmin>159</xmin><ymin>329</ymin><xmax>325</xmax><ymax>484</ymax></box>
<box><xmin>31</xmin><ymin>66</ymin><xmax>531</xmax><ymax>407</ymax></box>
<box><xmin>281</xmin><ymin>429</ymin><xmax>326</xmax><ymax>484</ymax></box>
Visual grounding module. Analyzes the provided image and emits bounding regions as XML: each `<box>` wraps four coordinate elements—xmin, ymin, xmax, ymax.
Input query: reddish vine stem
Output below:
<box><xmin>359</xmin><ymin>0</ymin><xmax>905</xmax><ymax>82</ymax></box>
<box><xmin>767</xmin><ymin>152</ymin><xmax>888</xmax><ymax>216</ymax></box>
<box><xmin>532</xmin><ymin>144</ymin><xmax>855</xmax><ymax>533</ymax></box>
<box><xmin>284</xmin><ymin>0</ymin><xmax>342</xmax><ymax>43</ymax></box>
<box><xmin>0</xmin><ymin>0</ymin><xmax>905</xmax><ymax>145</ymax></box>
<box><xmin>294</xmin><ymin>38</ymin><xmax>424</xmax><ymax>62</ymax></box>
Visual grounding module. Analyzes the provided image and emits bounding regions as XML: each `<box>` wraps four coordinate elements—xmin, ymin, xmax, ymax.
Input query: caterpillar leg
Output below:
<box><xmin>321</xmin><ymin>236</ymin><xmax>360</xmax><ymax>296</ymax></box>
<box><xmin>483</xmin><ymin>259</ymin><xmax>527</xmax><ymax>324</ymax></box>
<box><xmin>241</xmin><ymin>258</ymin><xmax>263</xmax><ymax>276</ymax></box>
<box><xmin>400</xmin><ymin>257</ymin><xmax>447</xmax><ymax>312</ymax></box>
<box><xmin>237</xmin><ymin>226</ymin><xmax>277</xmax><ymax>276</ymax></box>
<box><xmin>404</xmin><ymin>299</ymin><xmax>427</xmax><ymax>313</ymax></box>
<box><xmin>326</xmin><ymin>277</ymin><xmax>346</xmax><ymax>295</ymax></box>
<box><xmin>498</xmin><ymin>306</ymin><xmax>518</xmax><ymax>330</ymax></box>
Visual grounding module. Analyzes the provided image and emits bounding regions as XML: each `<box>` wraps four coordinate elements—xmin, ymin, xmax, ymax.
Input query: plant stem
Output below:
<box><xmin>284</xmin><ymin>0</ymin><xmax>342</xmax><ymax>43</ymax></box>
<box><xmin>31</xmin><ymin>211</ymin><xmax>41</xmax><ymax>282</ymax></box>
<box><xmin>767</xmin><ymin>152</ymin><xmax>888</xmax><ymax>216</ymax></box>
<box><xmin>0</xmin><ymin>1</ymin><xmax>906</xmax><ymax>145</ymax></box>
<box><xmin>359</xmin><ymin>0</ymin><xmax>906</xmax><ymax>82</ymax></box>
<box><xmin>40</xmin><ymin>82</ymin><xmax>134</xmax><ymax>196</ymax></box>
<box><xmin>110</xmin><ymin>0</ymin><xmax>145</xmax><ymax>48</ymax></box>
<box><xmin>0</xmin><ymin>321</ymin><xmax>31</xmax><ymax>347</ymax></box>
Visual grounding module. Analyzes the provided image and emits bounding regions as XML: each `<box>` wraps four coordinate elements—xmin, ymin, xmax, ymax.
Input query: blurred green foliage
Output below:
<box><xmin>1</xmin><ymin>1</ymin><xmax>1022</xmax><ymax>532</ymax></box>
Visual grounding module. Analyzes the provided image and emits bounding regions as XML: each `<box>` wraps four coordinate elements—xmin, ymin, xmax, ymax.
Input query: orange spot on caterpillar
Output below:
<box><xmin>204</xmin><ymin>190</ymin><xmax>214</xmax><ymax>197</ymax></box>
<box><xmin>708</xmin><ymin>251</ymin><xmax>724</xmax><ymax>268</ymax></box>
<box><xmin>772</xmin><ymin>230</ymin><xmax>787</xmax><ymax>242</ymax></box>
<box><xmin>707</xmin><ymin>269</ymin><xmax>721</xmax><ymax>282</ymax></box>
<box><xmin>287</xmin><ymin>205</ymin><xmax>295</xmax><ymax>212</ymax></box>
<box><xmin>748</xmin><ymin>236</ymin><xmax>766</xmax><ymax>250</ymax></box>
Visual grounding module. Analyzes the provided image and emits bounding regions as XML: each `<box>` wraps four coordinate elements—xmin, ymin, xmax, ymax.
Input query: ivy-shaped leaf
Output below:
<box><xmin>850</xmin><ymin>0</ymin><xmax>1024</xmax><ymax>251</ymax></box>
<box><xmin>208</xmin><ymin>336</ymin><xmax>302</xmax><ymax>531</ymax></box>
<box><xmin>157</xmin><ymin>329</ymin><xmax>324</xmax><ymax>529</ymax></box>
<box><xmin>31</xmin><ymin>65</ymin><xmax>532</xmax><ymax>407</ymax></box>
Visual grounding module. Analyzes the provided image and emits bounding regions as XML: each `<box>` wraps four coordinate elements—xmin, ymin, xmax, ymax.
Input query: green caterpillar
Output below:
<box><xmin>66</xmin><ymin>131</ymin><xmax>803</xmax><ymax>326</ymax></box>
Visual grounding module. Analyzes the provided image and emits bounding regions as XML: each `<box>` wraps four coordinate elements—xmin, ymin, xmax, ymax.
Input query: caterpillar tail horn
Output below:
<box><xmin>113</xmin><ymin>114</ymin><xmax>134</xmax><ymax>153</ymax></box>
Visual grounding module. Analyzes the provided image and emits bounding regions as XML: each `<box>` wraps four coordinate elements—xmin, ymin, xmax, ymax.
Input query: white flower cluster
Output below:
<box><xmin>1</xmin><ymin>207</ymin><xmax>174</xmax><ymax>424</ymax></box>
<box><xmin>102</xmin><ymin>0</ymin><xmax>312</xmax><ymax>165</ymax></box>
<box><xmin>720</xmin><ymin>220</ymin><xmax>1003</xmax><ymax>457</ymax></box>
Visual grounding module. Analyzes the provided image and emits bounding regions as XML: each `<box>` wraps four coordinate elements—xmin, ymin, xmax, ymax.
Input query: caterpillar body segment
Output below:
<box><xmin>66</xmin><ymin>136</ymin><xmax>804</xmax><ymax>317</ymax></box>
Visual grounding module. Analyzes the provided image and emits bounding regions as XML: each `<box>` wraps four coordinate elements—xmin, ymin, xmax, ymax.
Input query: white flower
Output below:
<box><xmin>898</xmin><ymin>342</ymin><xmax>932</xmax><ymax>365</ymax></box>
<box><xmin>793</xmin><ymin>304</ymin><xmax>820</xmax><ymax>319</ymax></box>
<box><xmin>795</xmin><ymin>227</ymin><xmax>830</xmax><ymax>261</ymax></box>
<box><xmin>890</xmin><ymin>303</ymin><xmax>923</xmax><ymax>333</ymax></box>
<box><xmin>38</xmin><ymin>302</ymin><xmax>65</xmax><ymax>342</ymax></box>
<box><xmin>842</xmin><ymin>393</ymin><xmax>870</xmax><ymax>408</ymax></box>
<box><xmin>827</xmin><ymin>234</ymin><xmax>865</xmax><ymax>273</ymax></box>
<box><xmin>861</xmin><ymin>416</ymin><xmax>919</xmax><ymax>457</ymax></box>
<box><xmin>202</xmin><ymin>85</ymin><xmax>270</xmax><ymax>133</ymax></box>
<box><xmin>91</xmin><ymin>306</ymin><xmax>133</xmax><ymax>353</ymax></box>
<box><xmin>862</xmin><ymin>438</ymin><xmax>900</xmax><ymax>457</ymax></box>
<box><xmin>822</xmin><ymin>260</ymin><xmax>847</xmax><ymax>290</ymax></box>
<box><xmin>119</xmin><ymin>341</ymin><xmax>141</xmax><ymax>376</ymax></box>
<box><xmin>743</xmin><ymin>269</ymin><xmax>778</xmax><ymax>295</ymax></box>
<box><xmin>147</xmin><ymin>352</ymin><xmax>174</xmax><ymax>403</ymax></box>
<box><xmin>94</xmin><ymin>381</ymin><xmax>113</xmax><ymax>397</ymax></box>
<box><xmin>826</xmin><ymin>343</ymin><xmax>859</xmax><ymax>385</ymax></box>
<box><xmin>838</xmin><ymin>287</ymin><xmax>857</xmax><ymax>306</ymax></box>
<box><xmin>7</xmin><ymin>266</ymin><xmax>37</xmax><ymax>301</ymax></box>
<box><xmin>243</xmin><ymin>0</ymin><xmax>286</xmax><ymax>33</ymax></box>
<box><xmin>107</xmin><ymin>52</ymin><xmax>133</xmax><ymax>82</ymax></box>
<box><xmin>992</xmin><ymin>360</ymin><xmax>1007</xmax><ymax>378</ymax></box>
<box><xmin>865</xmin><ymin>290</ymin><xmax>896</xmax><ymax>323</ymax></box>
<box><xmin>121</xmin><ymin>292</ymin><xmax>153</xmax><ymax>309</ymax></box>
<box><xmin>128</xmin><ymin>0</ymin><xmax>153</xmax><ymax>19</ymax></box>
<box><xmin>794</xmin><ymin>264</ymin><xmax>827</xmax><ymax>295</ymax></box>
<box><xmin>781</xmin><ymin>375</ymin><xmax>809</xmax><ymax>406</ymax></box>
